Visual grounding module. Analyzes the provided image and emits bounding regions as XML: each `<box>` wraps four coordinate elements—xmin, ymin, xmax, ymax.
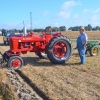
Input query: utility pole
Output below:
<box><xmin>30</xmin><ymin>12</ymin><xmax>32</xmax><ymax>31</ymax></box>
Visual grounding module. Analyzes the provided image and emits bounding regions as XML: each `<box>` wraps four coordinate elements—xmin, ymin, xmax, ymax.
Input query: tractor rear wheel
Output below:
<box><xmin>46</xmin><ymin>36</ymin><xmax>72</xmax><ymax>64</ymax></box>
<box><xmin>8</xmin><ymin>56</ymin><xmax>23</xmax><ymax>70</ymax></box>
<box><xmin>36</xmin><ymin>52</ymin><xmax>47</xmax><ymax>59</ymax></box>
<box><xmin>90</xmin><ymin>46</ymin><xmax>99</xmax><ymax>56</ymax></box>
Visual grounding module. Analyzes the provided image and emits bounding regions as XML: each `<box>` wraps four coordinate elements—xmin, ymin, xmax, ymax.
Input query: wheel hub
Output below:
<box><xmin>57</xmin><ymin>48</ymin><xmax>63</xmax><ymax>52</ymax></box>
<box><xmin>92</xmin><ymin>48</ymin><xmax>98</xmax><ymax>54</ymax></box>
<box><xmin>12</xmin><ymin>59</ymin><xmax>21</xmax><ymax>68</ymax></box>
<box><xmin>53</xmin><ymin>42</ymin><xmax>67</xmax><ymax>58</ymax></box>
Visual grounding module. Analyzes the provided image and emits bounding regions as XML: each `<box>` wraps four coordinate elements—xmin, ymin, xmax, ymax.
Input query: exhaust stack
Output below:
<box><xmin>23</xmin><ymin>21</ymin><xmax>27</xmax><ymax>36</ymax></box>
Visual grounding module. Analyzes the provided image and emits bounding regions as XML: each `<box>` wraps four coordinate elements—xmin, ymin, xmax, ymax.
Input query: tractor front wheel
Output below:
<box><xmin>8</xmin><ymin>56</ymin><xmax>24</xmax><ymax>70</ymax></box>
<box><xmin>46</xmin><ymin>36</ymin><xmax>72</xmax><ymax>64</ymax></box>
<box><xmin>90</xmin><ymin>46</ymin><xmax>99</xmax><ymax>56</ymax></box>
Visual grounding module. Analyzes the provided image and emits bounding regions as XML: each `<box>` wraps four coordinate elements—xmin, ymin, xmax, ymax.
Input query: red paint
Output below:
<box><xmin>6</xmin><ymin>32</ymin><xmax>61</xmax><ymax>56</ymax></box>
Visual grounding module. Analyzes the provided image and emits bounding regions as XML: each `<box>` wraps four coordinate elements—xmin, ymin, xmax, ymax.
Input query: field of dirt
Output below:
<box><xmin>62</xmin><ymin>31</ymin><xmax>100</xmax><ymax>40</ymax></box>
<box><xmin>0</xmin><ymin>31</ymin><xmax>100</xmax><ymax>100</ymax></box>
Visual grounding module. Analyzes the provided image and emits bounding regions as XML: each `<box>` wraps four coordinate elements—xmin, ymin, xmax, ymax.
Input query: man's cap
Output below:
<box><xmin>80</xmin><ymin>26</ymin><xmax>85</xmax><ymax>30</ymax></box>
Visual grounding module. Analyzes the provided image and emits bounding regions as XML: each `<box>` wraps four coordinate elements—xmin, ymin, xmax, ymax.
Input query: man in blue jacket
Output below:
<box><xmin>77</xmin><ymin>26</ymin><xmax>88</xmax><ymax>64</ymax></box>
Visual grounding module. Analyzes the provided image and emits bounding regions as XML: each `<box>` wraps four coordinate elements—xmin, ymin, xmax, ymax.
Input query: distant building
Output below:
<box><xmin>0</xmin><ymin>30</ymin><xmax>2</xmax><ymax>35</ymax></box>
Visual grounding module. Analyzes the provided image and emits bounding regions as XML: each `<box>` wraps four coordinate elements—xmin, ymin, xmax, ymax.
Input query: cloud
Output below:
<box><xmin>0</xmin><ymin>23</ymin><xmax>23</xmax><ymax>29</ymax></box>
<box><xmin>61</xmin><ymin>0</ymin><xmax>81</xmax><ymax>11</ymax></box>
<box><xmin>93</xmin><ymin>8</ymin><xmax>100</xmax><ymax>13</ymax></box>
<box><xmin>56</xmin><ymin>1</ymin><xmax>81</xmax><ymax>19</ymax></box>
<box><xmin>83</xmin><ymin>9</ymin><xmax>91</xmax><ymax>13</ymax></box>
<box><xmin>52</xmin><ymin>22</ymin><xmax>60</xmax><ymax>27</ymax></box>
<box><xmin>56</xmin><ymin>11</ymin><xmax>70</xmax><ymax>18</ymax></box>
<box><xmin>42</xmin><ymin>11</ymin><xmax>49</xmax><ymax>16</ymax></box>
<box><xmin>91</xmin><ymin>15</ymin><xmax>98</xmax><ymax>21</ymax></box>
<box><xmin>33</xmin><ymin>22</ymin><xmax>39</xmax><ymax>25</ymax></box>
<box><xmin>91</xmin><ymin>15</ymin><xmax>100</xmax><ymax>27</ymax></box>
<box><xmin>92</xmin><ymin>22</ymin><xmax>100</xmax><ymax>27</ymax></box>
<box><xmin>83</xmin><ymin>8</ymin><xmax>100</xmax><ymax>14</ymax></box>
<box><xmin>46</xmin><ymin>20</ymin><xmax>50</xmax><ymax>22</ymax></box>
<box><xmin>74</xmin><ymin>14</ymin><xmax>80</xmax><ymax>19</ymax></box>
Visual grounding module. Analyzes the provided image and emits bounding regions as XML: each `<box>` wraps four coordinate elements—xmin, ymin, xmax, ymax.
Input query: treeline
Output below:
<box><xmin>68</xmin><ymin>24</ymin><xmax>100</xmax><ymax>31</ymax></box>
<box><xmin>0</xmin><ymin>24</ymin><xmax>100</xmax><ymax>34</ymax></box>
<box><xmin>0</xmin><ymin>26</ymin><xmax>66</xmax><ymax>34</ymax></box>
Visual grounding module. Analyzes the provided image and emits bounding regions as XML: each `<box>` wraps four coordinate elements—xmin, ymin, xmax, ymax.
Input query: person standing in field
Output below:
<box><xmin>77</xmin><ymin>26</ymin><xmax>88</xmax><ymax>64</ymax></box>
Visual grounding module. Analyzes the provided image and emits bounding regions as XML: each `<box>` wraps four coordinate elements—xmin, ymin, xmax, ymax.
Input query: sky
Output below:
<box><xmin>0</xmin><ymin>0</ymin><xmax>100</xmax><ymax>30</ymax></box>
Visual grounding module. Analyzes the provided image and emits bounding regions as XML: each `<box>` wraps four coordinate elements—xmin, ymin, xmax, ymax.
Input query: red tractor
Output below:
<box><xmin>2</xmin><ymin>31</ymin><xmax>72</xmax><ymax>70</ymax></box>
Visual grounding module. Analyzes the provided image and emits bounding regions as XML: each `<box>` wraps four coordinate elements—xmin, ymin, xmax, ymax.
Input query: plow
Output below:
<box><xmin>71</xmin><ymin>39</ymin><xmax>100</xmax><ymax>56</ymax></box>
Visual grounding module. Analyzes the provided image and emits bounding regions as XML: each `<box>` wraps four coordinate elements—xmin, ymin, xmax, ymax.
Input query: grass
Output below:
<box><xmin>0</xmin><ymin>69</ymin><xmax>15</xmax><ymax>100</ymax></box>
<box><xmin>20</xmin><ymin>49</ymin><xmax>100</xmax><ymax>99</ymax></box>
<box><xmin>0</xmin><ymin>83</ymin><xmax>15</xmax><ymax>100</ymax></box>
<box><xmin>61</xmin><ymin>31</ymin><xmax>100</xmax><ymax>40</ymax></box>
